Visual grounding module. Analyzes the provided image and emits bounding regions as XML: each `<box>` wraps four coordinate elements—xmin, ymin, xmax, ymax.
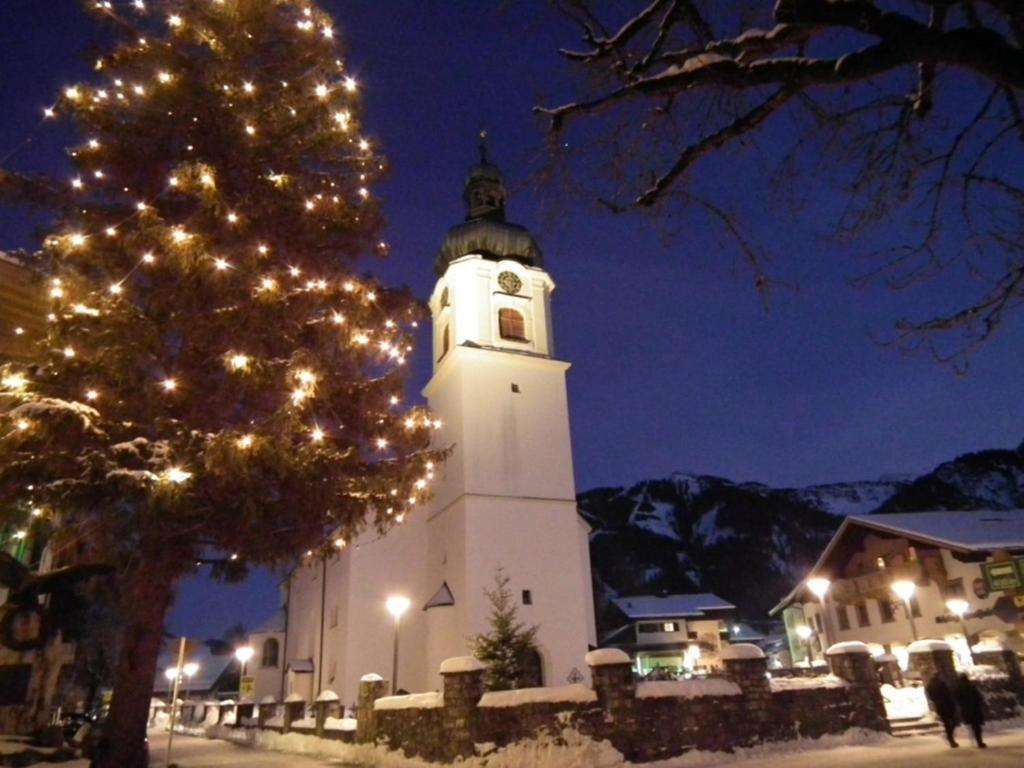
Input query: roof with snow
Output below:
<box><xmin>612</xmin><ymin>593</ymin><xmax>735</xmax><ymax>619</ymax></box>
<box><xmin>771</xmin><ymin>510</ymin><xmax>1024</xmax><ymax>615</ymax></box>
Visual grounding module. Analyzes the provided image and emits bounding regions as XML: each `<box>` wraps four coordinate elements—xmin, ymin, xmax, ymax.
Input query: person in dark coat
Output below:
<box><xmin>925</xmin><ymin>674</ymin><xmax>959</xmax><ymax>747</ymax></box>
<box><xmin>954</xmin><ymin>673</ymin><xmax>987</xmax><ymax>748</ymax></box>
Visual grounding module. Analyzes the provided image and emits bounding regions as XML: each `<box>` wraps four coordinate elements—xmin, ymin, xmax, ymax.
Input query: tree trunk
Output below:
<box><xmin>92</xmin><ymin>560</ymin><xmax>178</xmax><ymax>768</ymax></box>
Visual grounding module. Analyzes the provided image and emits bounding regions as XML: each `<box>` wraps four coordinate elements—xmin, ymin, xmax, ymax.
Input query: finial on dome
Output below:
<box><xmin>479</xmin><ymin>129</ymin><xmax>489</xmax><ymax>164</ymax></box>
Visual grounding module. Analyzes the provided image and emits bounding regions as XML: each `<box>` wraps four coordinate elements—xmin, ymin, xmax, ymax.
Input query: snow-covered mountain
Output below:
<box><xmin>580</xmin><ymin>442</ymin><xmax>1024</xmax><ymax>631</ymax></box>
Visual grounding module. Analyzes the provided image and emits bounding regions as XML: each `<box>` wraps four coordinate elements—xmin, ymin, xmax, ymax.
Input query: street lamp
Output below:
<box><xmin>386</xmin><ymin>595</ymin><xmax>411</xmax><ymax>695</ymax></box>
<box><xmin>235</xmin><ymin>645</ymin><xmax>254</xmax><ymax>696</ymax></box>
<box><xmin>806</xmin><ymin>577</ymin><xmax>832</xmax><ymax>649</ymax></box>
<box><xmin>182</xmin><ymin>662</ymin><xmax>199</xmax><ymax>700</ymax></box>
<box><xmin>795</xmin><ymin>625</ymin><xmax>815</xmax><ymax>665</ymax></box>
<box><xmin>891</xmin><ymin>580</ymin><xmax>919</xmax><ymax>641</ymax></box>
<box><xmin>946</xmin><ymin>598</ymin><xmax>974</xmax><ymax>664</ymax></box>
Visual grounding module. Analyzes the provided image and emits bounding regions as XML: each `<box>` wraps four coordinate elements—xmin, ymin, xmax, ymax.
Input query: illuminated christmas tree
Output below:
<box><xmin>0</xmin><ymin>2</ymin><xmax>439</xmax><ymax>764</ymax></box>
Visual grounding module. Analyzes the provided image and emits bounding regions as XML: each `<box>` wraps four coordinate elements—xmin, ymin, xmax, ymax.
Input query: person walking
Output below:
<box><xmin>954</xmin><ymin>673</ymin><xmax>987</xmax><ymax>748</ymax></box>
<box><xmin>925</xmin><ymin>674</ymin><xmax>959</xmax><ymax>747</ymax></box>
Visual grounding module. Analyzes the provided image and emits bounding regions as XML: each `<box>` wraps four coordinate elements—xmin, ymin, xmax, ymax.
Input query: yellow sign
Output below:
<box><xmin>240</xmin><ymin>676</ymin><xmax>256</xmax><ymax>698</ymax></box>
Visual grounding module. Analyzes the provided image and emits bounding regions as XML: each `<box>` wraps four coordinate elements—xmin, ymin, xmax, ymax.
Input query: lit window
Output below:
<box><xmin>498</xmin><ymin>308</ymin><xmax>526</xmax><ymax>341</ymax></box>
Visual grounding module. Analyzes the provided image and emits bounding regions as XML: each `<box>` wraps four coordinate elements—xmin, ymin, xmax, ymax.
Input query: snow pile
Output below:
<box><xmin>284</xmin><ymin>692</ymin><xmax>305</xmax><ymax>703</ymax></box>
<box><xmin>826</xmin><ymin>641</ymin><xmax>870</xmax><ymax>656</ymax></box>
<box><xmin>361</xmin><ymin>672</ymin><xmax>385</xmax><ymax>682</ymax></box>
<box><xmin>584</xmin><ymin>648</ymin><xmax>630</xmax><ymax>666</ymax></box>
<box><xmin>637</xmin><ymin>679</ymin><xmax>740</xmax><ymax>699</ymax></box>
<box><xmin>719</xmin><ymin>644</ymin><xmax>764</xmax><ymax>660</ymax></box>
<box><xmin>221</xmin><ymin>710</ymin><xmax>237</xmax><ymax>725</ymax></box>
<box><xmin>972</xmin><ymin>640</ymin><xmax>1007</xmax><ymax>652</ymax></box>
<box><xmin>324</xmin><ymin>716</ymin><xmax>358</xmax><ymax>731</ymax></box>
<box><xmin>261</xmin><ymin>695</ymin><xmax>277</xmax><ymax>704</ymax></box>
<box><xmin>969</xmin><ymin>664</ymin><xmax>1008</xmax><ymax>681</ymax></box>
<box><xmin>291</xmin><ymin>717</ymin><xmax>316</xmax><ymax>729</ymax></box>
<box><xmin>880</xmin><ymin>684</ymin><xmax>929</xmax><ymax>721</ymax></box>
<box><xmin>265</xmin><ymin>715</ymin><xmax>284</xmax><ymax>728</ymax></box>
<box><xmin>769</xmin><ymin>675</ymin><xmax>846</xmax><ymax>692</ymax></box>
<box><xmin>439</xmin><ymin>656</ymin><xmax>484</xmax><ymax>674</ymax></box>
<box><xmin>479</xmin><ymin>684</ymin><xmax>597</xmax><ymax>708</ymax></box>
<box><xmin>907</xmin><ymin>639</ymin><xmax>952</xmax><ymax>653</ymax></box>
<box><xmin>316</xmin><ymin>689</ymin><xmax>340</xmax><ymax>702</ymax></box>
<box><xmin>374</xmin><ymin>692</ymin><xmax>443</xmax><ymax>711</ymax></box>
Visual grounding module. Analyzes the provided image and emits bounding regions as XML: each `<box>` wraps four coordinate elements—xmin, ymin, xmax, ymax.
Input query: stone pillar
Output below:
<box><xmin>873</xmin><ymin>655</ymin><xmax>902</xmax><ymax>687</ymax></box>
<box><xmin>282</xmin><ymin>699</ymin><xmax>304</xmax><ymax>733</ymax></box>
<box><xmin>356</xmin><ymin>673</ymin><xmax>389</xmax><ymax>743</ymax></box>
<box><xmin>826</xmin><ymin>642</ymin><xmax>888</xmax><ymax>732</ymax></box>
<box><xmin>586</xmin><ymin>649</ymin><xmax>636</xmax><ymax>717</ymax></box>
<box><xmin>721</xmin><ymin>644</ymin><xmax>772</xmax><ymax>741</ymax></box>
<box><xmin>258</xmin><ymin>701</ymin><xmax>275</xmax><ymax>728</ymax></box>
<box><xmin>440</xmin><ymin>657</ymin><xmax>485</xmax><ymax>762</ymax></box>
<box><xmin>908</xmin><ymin>640</ymin><xmax>957</xmax><ymax>688</ymax></box>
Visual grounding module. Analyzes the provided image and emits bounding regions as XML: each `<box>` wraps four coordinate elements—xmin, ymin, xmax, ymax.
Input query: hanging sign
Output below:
<box><xmin>981</xmin><ymin>560</ymin><xmax>1022</xmax><ymax>592</ymax></box>
<box><xmin>239</xmin><ymin>676</ymin><xmax>256</xmax><ymax>699</ymax></box>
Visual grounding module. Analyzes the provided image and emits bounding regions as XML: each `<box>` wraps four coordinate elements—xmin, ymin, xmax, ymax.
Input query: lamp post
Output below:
<box><xmin>946</xmin><ymin>598</ymin><xmax>974</xmax><ymax>665</ymax></box>
<box><xmin>891</xmin><ymin>580</ymin><xmax>919</xmax><ymax>641</ymax></box>
<box><xmin>795</xmin><ymin>625</ymin><xmax>815</xmax><ymax>666</ymax></box>
<box><xmin>235</xmin><ymin>646</ymin><xmax>254</xmax><ymax>697</ymax></box>
<box><xmin>164</xmin><ymin>667</ymin><xmax>179</xmax><ymax>709</ymax></box>
<box><xmin>182</xmin><ymin>662</ymin><xmax>199</xmax><ymax>701</ymax></box>
<box><xmin>386</xmin><ymin>595</ymin><xmax>411</xmax><ymax>695</ymax></box>
<box><xmin>806</xmin><ymin>577</ymin><xmax>832</xmax><ymax>651</ymax></box>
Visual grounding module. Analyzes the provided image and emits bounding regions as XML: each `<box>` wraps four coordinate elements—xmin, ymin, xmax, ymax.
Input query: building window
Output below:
<box><xmin>511</xmin><ymin>383</ymin><xmax>520</xmax><ymax>393</ymax></box>
<box><xmin>661</xmin><ymin>622</ymin><xmax>678</xmax><ymax>633</ymax></box>
<box><xmin>942</xmin><ymin>579</ymin><xmax>965</xmax><ymax>599</ymax></box>
<box><xmin>439</xmin><ymin>324</ymin><xmax>450</xmax><ymax>361</ymax></box>
<box><xmin>910</xmin><ymin>595</ymin><xmax>922</xmax><ymax>618</ymax></box>
<box><xmin>522</xmin><ymin>589</ymin><xmax>532</xmax><ymax>605</ymax></box>
<box><xmin>879</xmin><ymin>599</ymin><xmax>895</xmax><ymax>623</ymax></box>
<box><xmin>498</xmin><ymin>308</ymin><xmax>527</xmax><ymax>341</ymax></box>
<box><xmin>836</xmin><ymin>605</ymin><xmax>850</xmax><ymax>631</ymax></box>
<box><xmin>855</xmin><ymin>602</ymin><xmax>871</xmax><ymax>627</ymax></box>
<box><xmin>440</xmin><ymin>286</ymin><xmax>449</xmax><ymax>307</ymax></box>
<box><xmin>261</xmin><ymin>638</ymin><xmax>279</xmax><ymax>668</ymax></box>
<box><xmin>638</xmin><ymin>622</ymin><xmax>661</xmax><ymax>634</ymax></box>
<box><xmin>814</xmin><ymin>614</ymin><xmax>823</xmax><ymax>634</ymax></box>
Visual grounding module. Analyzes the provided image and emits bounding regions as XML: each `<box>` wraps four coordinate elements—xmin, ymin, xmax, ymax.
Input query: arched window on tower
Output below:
<box><xmin>498</xmin><ymin>308</ymin><xmax>527</xmax><ymax>342</ymax></box>
<box><xmin>261</xmin><ymin>638</ymin><xmax>280</xmax><ymax>668</ymax></box>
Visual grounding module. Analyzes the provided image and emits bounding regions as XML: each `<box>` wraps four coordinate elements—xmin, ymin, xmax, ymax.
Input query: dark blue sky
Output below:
<box><xmin>2</xmin><ymin>1</ymin><xmax>1022</xmax><ymax>635</ymax></box>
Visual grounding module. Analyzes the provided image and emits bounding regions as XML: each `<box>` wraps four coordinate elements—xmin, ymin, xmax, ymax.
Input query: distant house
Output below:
<box><xmin>601</xmin><ymin>593</ymin><xmax>741</xmax><ymax>675</ymax></box>
<box><xmin>772</xmin><ymin>511</ymin><xmax>1024</xmax><ymax>669</ymax></box>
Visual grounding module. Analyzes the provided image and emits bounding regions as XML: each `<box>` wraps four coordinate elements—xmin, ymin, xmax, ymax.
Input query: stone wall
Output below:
<box><xmin>909</xmin><ymin>641</ymin><xmax>1023</xmax><ymax>722</ymax></box>
<box><xmin>353</xmin><ymin>645</ymin><xmax>889</xmax><ymax>763</ymax></box>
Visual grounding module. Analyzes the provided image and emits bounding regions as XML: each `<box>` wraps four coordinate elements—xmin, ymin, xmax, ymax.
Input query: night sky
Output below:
<box><xmin>2</xmin><ymin>2</ymin><xmax>1022</xmax><ymax>636</ymax></box>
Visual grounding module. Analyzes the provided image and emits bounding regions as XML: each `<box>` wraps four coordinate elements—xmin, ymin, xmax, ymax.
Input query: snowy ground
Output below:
<box><xmin>4</xmin><ymin>723</ymin><xmax>1024</xmax><ymax>767</ymax></box>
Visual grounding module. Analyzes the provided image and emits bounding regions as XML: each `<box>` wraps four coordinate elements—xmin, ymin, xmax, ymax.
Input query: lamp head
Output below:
<box><xmin>891</xmin><ymin>580</ymin><xmax>916</xmax><ymax>602</ymax></box>
<box><xmin>164</xmin><ymin>667</ymin><xmax>178</xmax><ymax>681</ymax></box>
<box><xmin>806</xmin><ymin>577</ymin><xmax>831</xmax><ymax>599</ymax></box>
<box><xmin>234</xmin><ymin>646</ymin><xmax>254</xmax><ymax>664</ymax></box>
<box><xmin>386</xmin><ymin>594</ymin><xmax>411</xmax><ymax>618</ymax></box>
<box><xmin>946</xmin><ymin>598</ymin><xmax>969</xmax><ymax>618</ymax></box>
<box><xmin>183</xmin><ymin>662</ymin><xmax>199</xmax><ymax>677</ymax></box>
<box><xmin>795</xmin><ymin>625</ymin><xmax>813</xmax><ymax>640</ymax></box>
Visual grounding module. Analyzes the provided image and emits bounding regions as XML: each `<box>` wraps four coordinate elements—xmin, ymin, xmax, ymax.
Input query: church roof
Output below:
<box><xmin>612</xmin><ymin>593</ymin><xmax>735</xmax><ymax>619</ymax></box>
<box><xmin>434</xmin><ymin>136</ymin><xmax>543</xmax><ymax>276</ymax></box>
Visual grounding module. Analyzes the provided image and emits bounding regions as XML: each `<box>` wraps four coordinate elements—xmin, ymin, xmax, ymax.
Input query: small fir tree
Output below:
<box><xmin>0</xmin><ymin>2</ymin><xmax>440</xmax><ymax>765</ymax></box>
<box><xmin>472</xmin><ymin>567</ymin><xmax>540</xmax><ymax>691</ymax></box>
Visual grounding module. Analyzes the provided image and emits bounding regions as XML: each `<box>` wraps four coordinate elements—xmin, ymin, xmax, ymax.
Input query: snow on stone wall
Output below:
<box><xmin>479</xmin><ymin>684</ymin><xmax>597</xmax><ymax>708</ymax></box>
<box><xmin>636</xmin><ymin>678</ymin><xmax>741</xmax><ymax>699</ymax></box>
<box><xmin>373</xmin><ymin>691</ymin><xmax>443</xmax><ymax>711</ymax></box>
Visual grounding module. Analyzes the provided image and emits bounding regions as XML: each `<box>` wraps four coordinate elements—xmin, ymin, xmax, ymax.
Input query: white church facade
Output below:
<box><xmin>279</xmin><ymin>148</ymin><xmax>596</xmax><ymax>706</ymax></box>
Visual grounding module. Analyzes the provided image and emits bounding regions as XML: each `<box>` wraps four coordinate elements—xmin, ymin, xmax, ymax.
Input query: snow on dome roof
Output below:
<box><xmin>284</xmin><ymin>693</ymin><xmax>305</xmax><ymax>703</ymax></box>
<box><xmin>908</xmin><ymin>639</ymin><xmax>953</xmax><ymax>653</ymax></box>
<box><xmin>360</xmin><ymin>672</ymin><xmax>384</xmax><ymax>682</ymax></box>
<box><xmin>260</xmin><ymin>695</ymin><xmax>277</xmax><ymax>704</ymax></box>
<box><xmin>585</xmin><ymin>648</ymin><xmax>631</xmax><ymax>666</ymax></box>
<box><xmin>219</xmin><ymin>699</ymin><xmax>235</xmax><ymax>706</ymax></box>
<box><xmin>826</xmin><ymin>641</ymin><xmax>871</xmax><ymax>656</ymax></box>
<box><xmin>440</xmin><ymin>656</ymin><xmax>484</xmax><ymax>674</ymax></box>
<box><xmin>611</xmin><ymin>593</ymin><xmax>735</xmax><ymax>619</ymax></box>
<box><xmin>316</xmin><ymin>689</ymin><xmax>340</xmax><ymax>702</ymax></box>
<box><xmin>719</xmin><ymin>643</ymin><xmax>765</xmax><ymax>661</ymax></box>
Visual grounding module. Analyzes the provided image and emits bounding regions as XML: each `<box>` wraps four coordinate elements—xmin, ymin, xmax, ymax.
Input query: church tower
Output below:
<box><xmin>421</xmin><ymin>138</ymin><xmax>596</xmax><ymax>686</ymax></box>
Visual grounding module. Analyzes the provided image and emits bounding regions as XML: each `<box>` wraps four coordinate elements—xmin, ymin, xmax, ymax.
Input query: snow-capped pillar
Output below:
<box><xmin>908</xmin><ymin>640</ymin><xmax>956</xmax><ymax>689</ymax></box>
<box><xmin>440</xmin><ymin>657</ymin><xmax>485</xmax><ymax>761</ymax></box>
<box><xmin>586</xmin><ymin>648</ymin><xmax>635</xmax><ymax>719</ymax></box>
<box><xmin>720</xmin><ymin>644</ymin><xmax>771</xmax><ymax>733</ymax></box>
<box><xmin>257</xmin><ymin>697</ymin><xmax>276</xmax><ymax>728</ymax></box>
<box><xmin>826</xmin><ymin>642</ymin><xmax>888</xmax><ymax>732</ymax></box>
<box><xmin>356</xmin><ymin>673</ymin><xmax>388</xmax><ymax>743</ymax></box>
<box><xmin>971</xmin><ymin>642</ymin><xmax>1022</xmax><ymax>686</ymax></box>
<box><xmin>314</xmin><ymin>690</ymin><xmax>340</xmax><ymax>738</ymax></box>
<box><xmin>282</xmin><ymin>698</ymin><xmax>304</xmax><ymax>733</ymax></box>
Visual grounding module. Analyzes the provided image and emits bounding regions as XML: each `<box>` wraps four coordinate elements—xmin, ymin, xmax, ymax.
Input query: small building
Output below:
<box><xmin>772</xmin><ymin>511</ymin><xmax>1024</xmax><ymax>669</ymax></box>
<box><xmin>601</xmin><ymin>593</ymin><xmax>738</xmax><ymax>675</ymax></box>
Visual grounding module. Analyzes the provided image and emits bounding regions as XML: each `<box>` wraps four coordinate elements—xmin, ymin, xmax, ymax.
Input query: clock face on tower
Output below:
<box><xmin>497</xmin><ymin>271</ymin><xmax>522</xmax><ymax>295</ymax></box>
